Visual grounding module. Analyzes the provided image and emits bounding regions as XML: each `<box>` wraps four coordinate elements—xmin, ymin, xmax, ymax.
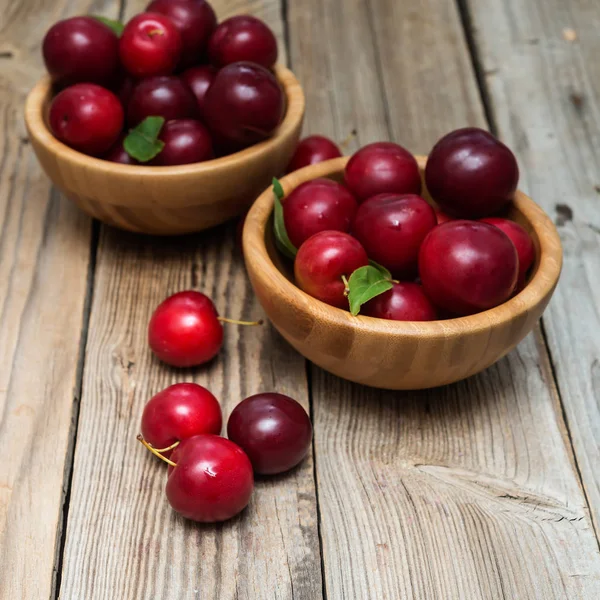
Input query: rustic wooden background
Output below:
<box><xmin>1</xmin><ymin>0</ymin><xmax>599</xmax><ymax>598</ymax></box>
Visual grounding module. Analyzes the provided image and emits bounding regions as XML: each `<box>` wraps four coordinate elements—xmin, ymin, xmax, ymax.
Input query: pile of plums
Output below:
<box><xmin>42</xmin><ymin>2</ymin><xmax>284</xmax><ymax>165</ymax></box>
<box><xmin>278</xmin><ymin>127</ymin><xmax>535</xmax><ymax>319</ymax></box>
<box><xmin>138</xmin><ymin>290</ymin><xmax>312</xmax><ymax>522</ymax></box>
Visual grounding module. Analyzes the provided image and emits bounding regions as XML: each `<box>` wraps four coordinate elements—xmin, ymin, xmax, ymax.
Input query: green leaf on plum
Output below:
<box><xmin>272</xmin><ymin>177</ymin><xmax>298</xmax><ymax>260</ymax></box>
<box><xmin>124</xmin><ymin>116</ymin><xmax>165</xmax><ymax>163</ymax></box>
<box><xmin>92</xmin><ymin>15</ymin><xmax>125</xmax><ymax>36</ymax></box>
<box><xmin>347</xmin><ymin>264</ymin><xmax>393</xmax><ymax>316</ymax></box>
<box><xmin>368</xmin><ymin>259</ymin><xmax>392</xmax><ymax>281</ymax></box>
<box><xmin>272</xmin><ymin>177</ymin><xmax>285</xmax><ymax>201</ymax></box>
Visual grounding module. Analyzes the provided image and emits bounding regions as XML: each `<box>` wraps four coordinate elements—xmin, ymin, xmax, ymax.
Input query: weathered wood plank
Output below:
<box><xmin>60</xmin><ymin>227</ymin><xmax>321</xmax><ymax>600</ymax></box>
<box><xmin>287</xmin><ymin>0</ymin><xmax>600</xmax><ymax>597</ymax></box>
<box><xmin>58</xmin><ymin>1</ymin><xmax>322</xmax><ymax>599</ymax></box>
<box><xmin>311</xmin><ymin>337</ymin><xmax>600</xmax><ymax>598</ymax></box>
<box><xmin>466</xmin><ymin>0</ymin><xmax>600</xmax><ymax>535</ymax></box>
<box><xmin>0</xmin><ymin>0</ymin><xmax>101</xmax><ymax>597</ymax></box>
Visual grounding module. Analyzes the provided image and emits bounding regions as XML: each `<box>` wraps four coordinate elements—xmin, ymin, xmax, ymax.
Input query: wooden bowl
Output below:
<box><xmin>243</xmin><ymin>157</ymin><xmax>562</xmax><ymax>390</ymax></box>
<box><xmin>24</xmin><ymin>65</ymin><xmax>305</xmax><ymax>235</ymax></box>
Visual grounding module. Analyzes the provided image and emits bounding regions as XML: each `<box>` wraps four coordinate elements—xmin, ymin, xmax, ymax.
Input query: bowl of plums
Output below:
<box><xmin>25</xmin><ymin>3</ymin><xmax>305</xmax><ymax>235</ymax></box>
<box><xmin>243</xmin><ymin>129</ymin><xmax>562</xmax><ymax>389</ymax></box>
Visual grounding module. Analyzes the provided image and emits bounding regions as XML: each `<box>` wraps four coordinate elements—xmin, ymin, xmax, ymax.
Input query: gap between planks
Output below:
<box><xmin>51</xmin><ymin>0</ymin><xmax>128</xmax><ymax>596</ymax></box>
<box><xmin>280</xmin><ymin>0</ymin><xmax>330</xmax><ymax>596</ymax></box>
<box><xmin>51</xmin><ymin>219</ymin><xmax>101</xmax><ymax>599</ymax></box>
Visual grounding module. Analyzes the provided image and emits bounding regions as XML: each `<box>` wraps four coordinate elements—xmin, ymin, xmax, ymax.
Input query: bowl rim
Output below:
<box><xmin>24</xmin><ymin>63</ymin><xmax>305</xmax><ymax>177</ymax></box>
<box><xmin>243</xmin><ymin>155</ymin><xmax>563</xmax><ymax>339</ymax></box>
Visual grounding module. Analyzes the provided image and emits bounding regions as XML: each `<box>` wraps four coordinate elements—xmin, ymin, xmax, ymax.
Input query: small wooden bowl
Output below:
<box><xmin>24</xmin><ymin>65</ymin><xmax>305</xmax><ymax>235</ymax></box>
<box><xmin>243</xmin><ymin>157</ymin><xmax>562</xmax><ymax>390</ymax></box>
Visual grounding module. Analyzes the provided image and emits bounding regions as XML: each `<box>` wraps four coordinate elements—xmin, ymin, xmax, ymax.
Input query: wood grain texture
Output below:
<box><xmin>244</xmin><ymin>156</ymin><xmax>562</xmax><ymax>389</ymax></box>
<box><xmin>0</xmin><ymin>0</ymin><xmax>97</xmax><ymax>597</ymax></box>
<box><xmin>285</xmin><ymin>0</ymin><xmax>388</xmax><ymax>149</ymax></box>
<box><xmin>287</xmin><ymin>0</ymin><xmax>600</xmax><ymax>596</ymax></box>
<box><xmin>312</xmin><ymin>351</ymin><xmax>600</xmax><ymax>599</ymax></box>
<box><xmin>465</xmin><ymin>0</ymin><xmax>600</xmax><ymax>534</ymax></box>
<box><xmin>58</xmin><ymin>1</ymin><xmax>322</xmax><ymax>599</ymax></box>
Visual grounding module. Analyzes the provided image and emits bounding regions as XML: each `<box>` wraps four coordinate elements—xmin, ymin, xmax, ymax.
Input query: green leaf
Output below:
<box><xmin>272</xmin><ymin>177</ymin><xmax>298</xmax><ymax>259</ymax></box>
<box><xmin>347</xmin><ymin>265</ymin><xmax>393</xmax><ymax>316</ymax></box>
<box><xmin>124</xmin><ymin>117</ymin><xmax>165</xmax><ymax>163</ymax></box>
<box><xmin>92</xmin><ymin>15</ymin><xmax>125</xmax><ymax>36</ymax></box>
<box><xmin>368</xmin><ymin>259</ymin><xmax>392</xmax><ymax>280</ymax></box>
<box><xmin>272</xmin><ymin>177</ymin><xmax>285</xmax><ymax>201</ymax></box>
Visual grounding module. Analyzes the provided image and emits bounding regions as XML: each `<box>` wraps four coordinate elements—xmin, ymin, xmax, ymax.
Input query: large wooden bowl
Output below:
<box><xmin>243</xmin><ymin>157</ymin><xmax>562</xmax><ymax>390</ymax></box>
<box><xmin>24</xmin><ymin>65</ymin><xmax>305</xmax><ymax>235</ymax></box>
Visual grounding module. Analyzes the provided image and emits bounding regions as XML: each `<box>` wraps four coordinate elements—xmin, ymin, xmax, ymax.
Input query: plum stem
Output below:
<box><xmin>137</xmin><ymin>434</ymin><xmax>177</xmax><ymax>467</ymax></box>
<box><xmin>152</xmin><ymin>440</ymin><xmax>180</xmax><ymax>453</ymax></box>
<box><xmin>341</xmin><ymin>274</ymin><xmax>350</xmax><ymax>297</ymax></box>
<box><xmin>218</xmin><ymin>317</ymin><xmax>263</xmax><ymax>326</ymax></box>
<box><xmin>339</xmin><ymin>129</ymin><xmax>357</xmax><ymax>152</ymax></box>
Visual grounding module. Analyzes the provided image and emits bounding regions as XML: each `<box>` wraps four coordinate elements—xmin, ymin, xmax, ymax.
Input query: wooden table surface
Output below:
<box><xmin>2</xmin><ymin>0</ymin><xmax>600</xmax><ymax>598</ymax></box>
